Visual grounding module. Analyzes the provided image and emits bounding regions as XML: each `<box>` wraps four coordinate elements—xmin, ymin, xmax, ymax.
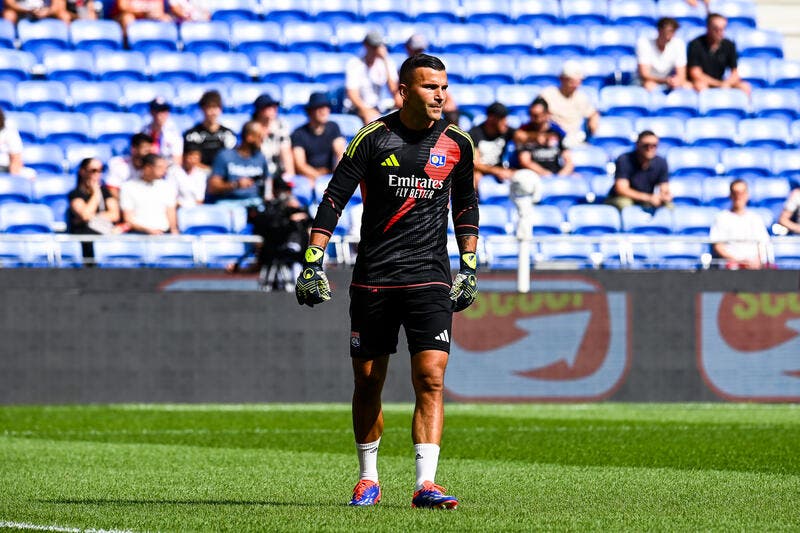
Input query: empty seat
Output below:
<box><xmin>538</xmin><ymin>25</ymin><xmax>589</xmax><ymax>56</ymax></box>
<box><xmin>684</xmin><ymin>117</ymin><xmax>738</xmax><ymax>149</ymax></box>
<box><xmin>308</xmin><ymin>0</ymin><xmax>360</xmax><ymax>25</ymax></box>
<box><xmin>91</xmin><ymin>112</ymin><xmax>144</xmax><ymax>152</ymax></box>
<box><xmin>719</xmin><ymin>147</ymin><xmax>772</xmax><ymax>178</ymax></box>
<box><xmin>634</xmin><ymin>116</ymin><xmax>686</xmax><ymax>149</ymax></box>
<box><xmin>647</xmin><ymin>241</ymin><xmax>708</xmax><ymax>269</ymax></box>
<box><xmin>589</xmin><ymin>174</ymin><xmax>614</xmax><ymax>202</ymax></box>
<box><xmin>591</xmin><ymin>116</ymin><xmax>635</xmax><ymax>153</ymax></box>
<box><xmin>280</xmin><ymin>82</ymin><xmax>329</xmax><ymax>113</ymax></box>
<box><xmin>435</xmin><ymin>53</ymin><xmax>468</xmax><ymax>84</ymax></box>
<box><xmin>570</xmin><ymin>145</ymin><xmax>609</xmax><ymax>176</ymax></box>
<box><xmin>540</xmin><ymin>177</ymin><xmax>591</xmax><ymax>213</ymax></box>
<box><xmin>360</xmin><ymin>0</ymin><xmax>414</xmax><ymax>25</ymax></box>
<box><xmin>260</xmin><ymin>0</ymin><xmax>312</xmax><ymax>23</ymax></box>
<box><xmin>737</xmin><ymin>57</ymin><xmax>770</xmax><ymax>88</ymax></box>
<box><xmin>698</xmin><ymin>88</ymin><xmax>749</xmax><ymax>120</ymax></box>
<box><xmin>307</xmin><ymin>52</ymin><xmax>353</xmax><ymax>85</ymax></box>
<box><xmin>608</xmin><ymin>0</ymin><xmax>657</xmax><ymax>27</ymax></box>
<box><xmin>531</xmin><ymin>204</ymin><xmax>564</xmax><ymax>235</ymax></box>
<box><xmin>771</xmin><ymin>149</ymin><xmax>800</xmax><ymax>184</ymax></box>
<box><xmin>0</xmin><ymin>19</ymin><xmax>14</xmax><ymax>49</ymax></box>
<box><xmin>771</xmin><ymin>239</ymin><xmax>800</xmax><ymax>269</ymax></box>
<box><xmin>478</xmin><ymin>204</ymin><xmax>511</xmax><ymax>235</ymax></box>
<box><xmin>736</xmin><ymin>28</ymin><xmax>782</xmax><ymax>58</ymax></box>
<box><xmin>202</xmin><ymin>240</ymin><xmax>247</xmax><ymax>268</ymax></box>
<box><xmin>666</xmin><ymin>146</ymin><xmax>719</xmax><ymax>178</ymax></box>
<box><xmin>208</xmin><ymin>0</ymin><xmax>260</xmax><ymax>22</ymax></box>
<box><xmin>567</xmin><ymin>204</ymin><xmax>621</xmax><ymax>235</ymax></box>
<box><xmin>539</xmin><ymin>240</ymin><xmax>596</xmax><ymax>267</ymax></box>
<box><xmin>410</xmin><ymin>0</ymin><xmax>460</xmax><ymax>24</ymax></box>
<box><xmin>147</xmin><ymin>240</ymin><xmax>197</xmax><ymax>268</ymax></box>
<box><xmin>180</xmin><ymin>21</ymin><xmax>231</xmax><ymax>54</ymax></box>
<box><xmin>198</xmin><ymin>51</ymin><xmax>252</xmax><ymax>84</ymax></box>
<box><xmin>588</xmin><ymin>24</ymin><xmax>637</xmax><ymax>57</ymax></box>
<box><xmin>334</xmin><ymin>22</ymin><xmax>375</xmax><ymax>54</ymax></box>
<box><xmin>574</xmin><ymin>55</ymin><xmax>616</xmax><ymax>89</ymax></box>
<box><xmin>447</xmin><ymin>84</ymin><xmax>495</xmax><ymax>117</ymax></box>
<box><xmin>702</xmin><ymin>176</ymin><xmax>734</xmax><ymax>208</ymax></box>
<box><xmin>495</xmin><ymin>84</ymin><xmax>542</xmax><ymax>114</ymax></box>
<box><xmin>94</xmin><ymin>50</ymin><xmax>148</xmax><ymax>83</ymax></box>
<box><xmin>435</xmin><ymin>23</ymin><xmax>488</xmax><ymax>55</ymax></box>
<box><xmin>15</xmin><ymin>80</ymin><xmax>69</xmax><ymax>113</ymax></box>
<box><xmin>127</xmin><ymin>20</ymin><xmax>179</xmax><ymax>55</ymax></box>
<box><xmin>516</xmin><ymin>55</ymin><xmax>562</xmax><ymax>86</ymax></box>
<box><xmin>751</xmin><ymin>177</ymin><xmax>791</xmax><ymax>213</ymax></box>
<box><xmin>177</xmin><ymin>205</ymin><xmax>233</xmax><ymax>234</ymax></box>
<box><xmin>5</xmin><ymin>111</ymin><xmax>38</xmax><ymax>143</ymax></box>
<box><xmin>466</xmin><ymin>54</ymin><xmax>516</xmax><ymax>86</ymax></box>
<box><xmin>330</xmin><ymin>113</ymin><xmax>362</xmax><ymax>141</ymax></box>
<box><xmin>750</xmin><ymin>89</ymin><xmax>800</xmax><ymax>121</ymax></box>
<box><xmin>657</xmin><ymin>0</ymin><xmax>706</xmax><ymax>28</ymax></box>
<box><xmin>0</xmin><ymin>202</ymin><xmax>55</xmax><ymax>233</ymax></box>
<box><xmin>477</xmin><ymin>177</ymin><xmax>511</xmax><ymax>205</ymax></box>
<box><xmin>511</xmin><ymin>0</ymin><xmax>560</xmax><ymax>26</ymax></box>
<box><xmin>148</xmin><ymin>52</ymin><xmax>201</xmax><ymax>84</ymax></box>
<box><xmin>462</xmin><ymin>0</ymin><xmax>513</xmax><ymax>25</ymax></box>
<box><xmin>231</xmin><ymin>20</ymin><xmax>283</xmax><ymax>60</ymax></box>
<box><xmin>64</xmin><ymin>143</ymin><xmax>112</xmax><ymax>173</ymax></box>
<box><xmin>0</xmin><ymin>174</ymin><xmax>34</xmax><ymax>205</ymax></box>
<box><xmin>18</xmin><ymin>18</ymin><xmax>70</xmax><ymax>60</ymax></box>
<box><xmin>561</xmin><ymin>0</ymin><xmax>608</xmax><ymax>25</ymax></box>
<box><xmin>671</xmin><ymin>205</ymin><xmax>719</xmax><ymax>235</ymax></box>
<box><xmin>226</xmin><ymin>82</ymin><xmax>282</xmax><ymax>113</ymax></box>
<box><xmin>21</xmin><ymin>144</ymin><xmax>65</xmax><ymax>174</ymax></box>
<box><xmin>256</xmin><ymin>52</ymin><xmax>310</xmax><ymax>85</ymax></box>
<box><xmin>69</xmin><ymin>19</ymin><xmax>124</xmax><ymax>53</ymax></box>
<box><xmin>653</xmin><ymin>88</ymin><xmax>699</xmax><ymax>119</ymax></box>
<box><xmin>621</xmin><ymin>205</ymin><xmax>672</xmax><ymax>234</ymax></box>
<box><xmin>737</xmin><ymin>118</ymin><xmax>792</xmax><ymax>149</ymax></box>
<box><xmin>121</xmin><ymin>81</ymin><xmax>177</xmax><ymax>114</ymax></box>
<box><xmin>283</xmin><ymin>21</ymin><xmax>335</xmax><ymax>53</ymax></box>
<box><xmin>769</xmin><ymin>58</ymin><xmax>800</xmax><ymax>89</ymax></box>
<box><xmin>92</xmin><ymin>239</ymin><xmax>148</xmax><ymax>267</ymax></box>
<box><xmin>485</xmin><ymin>24</ymin><xmax>537</xmax><ymax>56</ymax></box>
<box><xmin>0</xmin><ymin>49</ymin><xmax>35</xmax><ymax>82</ymax></box>
<box><xmin>42</xmin><ymin>50</ymin><xmax>95</xmax><ymax>83</ymax></box>
<box><xmin>598</xmin><ymin>86</ymin><xmax>652</xmax><ymax>118</ymax></box>
<box><xmin>37</xmin><ymin>112</ymin><xmax>92</xmax><ymax>147</ymax></box>
<box><xmin>668</xmin><ymin>176</ymin><xmax>704</xmax><ymax>206</ymax></box>
<box><xmin>70</xmin><ymin>81</ymin><xmax>124</xmax><ymax>114</ymax></box>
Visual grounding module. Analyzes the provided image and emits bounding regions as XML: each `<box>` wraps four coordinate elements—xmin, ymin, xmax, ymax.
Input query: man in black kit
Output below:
<box><xmin>295</xmin><ymin>54</ymin><xmax>479</xmax><ymax>510</ymax></box>
<box><xmin>182</xmin><ymin>90</ymin><xmax>237</xmax><ymax>170</ymax></box>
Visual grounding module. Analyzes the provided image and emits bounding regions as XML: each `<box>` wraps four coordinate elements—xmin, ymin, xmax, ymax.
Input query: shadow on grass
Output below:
<box><xmin>39</xmin><ymin>498</ymin><xmax>331</xmax><ymax>508</ymax></box>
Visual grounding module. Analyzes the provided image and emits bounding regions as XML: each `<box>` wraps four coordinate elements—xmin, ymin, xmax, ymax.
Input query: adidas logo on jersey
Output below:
<box><xmin>381</xmin><ymin>154</ymin><xmax>400</xmax><ymax>167</ymax></box>
<box><xmin>434</xmin><ymin>330</ymin><xmax>450</xmax><ymax>342</ymax></box>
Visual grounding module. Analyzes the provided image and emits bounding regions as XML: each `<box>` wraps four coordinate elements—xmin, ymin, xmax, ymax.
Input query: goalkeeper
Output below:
<box><xmin>296</xmin><ymin>53</ymin><xmax>479</xmax><ymax>509</ymax></box>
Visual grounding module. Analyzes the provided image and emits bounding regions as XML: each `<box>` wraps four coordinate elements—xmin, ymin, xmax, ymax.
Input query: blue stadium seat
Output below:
<box><xmin>330</xmin><ymin>113</ymin><xmax>363</xmax><ymax>141</ymax></box>
<box><xmin>494</xmin><ymin>84</ymin><xmax>541</xmax><ymax>115</ymax></box>
<box><xmin>671</xmin><ymin>206</ymin><xmax>720</xmax><ymax>235</ymax></box>
<box><xmin>567</xmin><ymin>204</ymin><xmax>620</xmax><ymax>235</ymax></box>
<box><xmin>41</xmin><ymin>50</ymin><xmax>95</xmax><ymax>83</ymax></box>
<box><xmin>70</xmin><ymin>81</ymin><xmax>124</xmax><ymax>114</ymax></box>
<box><xmin>69</xmin><ymin>19</ymin><xmax>123</xmax><ymax>53</ymax></box>
<box><xmin>771</xmin><ymin>149</ymin><xmax>800</xmax><ymax>185</ymax></box>
<box><xmin>410</xmin><ymin>0</ymin><xmax>460</xmax><ymax>24</ymax></box>
<box><xmin>511</xmin><ymin>0</ymin><xmax>560</xmax><ymax>26</ymax></box>
<box><xmin>180</xmin><ymin>21</ymin><xmax>231</xmax><ymax>54</ymax></box>
<box><xmin>290</xmin><ymin>175</ymin><xmax>314</xmax><ymax>206</ymax></box>
<box><xmin>483</xmin><ymin>239</ymin><xmax>524</xmax><ymax>270</ymax></box>
<box><xmin>0</xmin><ymin>80</ymin><xmax>15</xmax><ymax>111</ymax></box>
<box><xmin>634</xmin><ymin>117</ymin><xmax>686</xmax><ymax>149</ymax></box>
<box><xmin>95</xmin><ymin>51</ymin><xmax>149</xmax><ymax>83</ymax></box>
<box><xmin>435</xmin><ymin>53</ymin><xmax>468</xmax><ymax>84</ymax></box>
<box><xmin>736</xmin><ymin>57</ymin><xmax>770</xmax><ymax>88</ymax></box>
<box><xmin>17</xmin><ymin>18</ymin><xmax>70</xmax><ymax>60</ymax></box>
<box><xmin>571</xmin><ymin>145</ymin><xmax>609</xmax><ymax>176</ymax></box>
<box><xmin>737</xmin><ymin>118</ymin><xmax>792</xmax><ymax>149</ymax></box>
<box><xmin>608</xmin><ymin>0</ymin><xmax>657</xmax><ymax>27</ymax></box>
<box><xmin>0</xmin><ymin>174</ymin><xmax>34</xmax><ymax>205</ymax></box>
<box><xmin>466</xmin><ymin>54</ymin><xmax>516</xmax><ymax>86</ymax></box>
<box><xmin>198</xmin><ymin>51</ymin><xmax>252</xmax><ymax>84</ymax></box>
<box><xmin>178</xmin><ymin>205</ymin><xmax>234</xmax><ymax>234</ymax></box>
<box><xmin>56</xmin><ymin>240</ymin><xmax>84</xmax><ymax>267</ymax></box>
<box><xmin>307</xmin><ymin>52</ymin><xmax>353</xmax><ymax>85</ymax></box>
<box><xmin>126</xmin><ymin>21</ymin><xmax>179</xmax><ymax>55</ymax></box>
<box><xmin>666</xmin><ymin>147</ymin><xmax>719</xmax><ymax>178</ymax></box>
<box><xmin>771</xmin><ymin>239</ymin><xmax>800</xmax><ymax>269</ymax></box>
<box><xmin>384</xmin><ymin>23</ymin><xmax>436</xmax><ymax>54</ymax></box>
<box><xmin>591</xmin><ymin>116</ymin><xmax>635</xmax><ymax>153</ymax></box>
<box><xmin>531</xmin><ymin>205</ymin><xmax>565</xmax><ymax>235</ymax></box>
<box><xmin>203</xmin><ymin>240</ymin><xmax>247</xmax><ymax>268</ymax></box>
<box><xmin>22</xmin><ymin>144</ymin><xmax>65</xmax><ymax>174</ymax></box>
<box><xmin>33</xmin><ymin>172</ymin><xmax>72</xmax><ymax>225</ymax></box>
<box><xmin>0</xmin><ymin>202</ymin><xmax>54</xmax><ymax>233</ymax></box>
<box><xmin>750</xmin><ymin>89</ymin><xmax>800</xmax><ymax>121</ymax></box>
<box><xmin>751</xmin><ymin>177</ymin><xmax>791</xmax><ymax>214</ymax></box>
<box><xmin>588</xmin><ymin>174</ymin><xmax>614</xmax><ymax>203</ymax></box>
<box><xmin>15</xmin><ymin>81</ymin><xmax>69</xmax><ymax>114</ymax></box>
<box><xmin>218</xmin><ymin>112</ymin><xmax>249</xmax><ymax>134</ymax></box>
<box><xmin>462</xmin><ymin>0</ymin><xmax>512</xmax><ymax>25</ymax></box>
<box><xmin>147</xmin><ymin>52</ymin><xmax>200</xmax><ymax>84</ymax></box>
<box><xmin>0</xmin><ymin>241</ymin><xmax>27</xmax><ymax>267</ymax></box>
<box><xmin>308</xmin><ymin>0</ymin><xmax>361</xmax><ymax>25</ymax></box>
<box><xmin>703</xmin><ymin>176</ymin><xmax>734</xmax><ymax>208</ymax></box>
<box><xmin>720</xmin><ymin>147</ymin><xmax>772</xmax><ymax>178</ymax></box>
<box><xmin>657</xmin><ymin>0</ymin><xmax>706</xmax><ymax>28</ymax></box>
<box><xmin>226</xmin><ymin>82</ymin><xmax>281</xmax><ymax>113</ymax></box>
<box><xmin>539</xmin><ymin>240</ymin><xmax>596</xmax><ymax>266</ymax></box>
<box><xmin>172</xmin><ymin>82</ymin><xmax>229</xmax><ymax>114</ymax></box>
<box><xmin>91</xmin><ymin>112</ymin><xmax>144</xmax><ymax>153</ymax></box>
<box><xmin>598</xmin><ymin>86</ymin><xmax>652</xmax><ymax>118</ymax></box>
<box><xmin>37</xmin><ymin>112</ymin><xmax>91</xmax><ymax>147</ymax></box>
<box><xmin>714</xmin><ymin>1</ymin><xmax>758</xmax><ymax>29</ymax></box>
<box><xmin>231</xmin><ymin>20</ymin><xmax>283</xmax><ymax>60</ymax></box>
<box><xmin>478</xmin><ymin>204</ymin><xmax>511</xmax><ymax>235</ymax></box>
<box><xmin>208</xmin><ymin>0</ymin><xmax>260</xmax><ymax>22</ymax></box>
<box><xmin>647</xmin><ymin>241</ymin><xmax>708</xmax><ymax>269</ymax></box>
<box><xmin>540</xmin><ymin>177</ymin><xmax>591</xmax><ymax>214</ymax></box>
<box><xmin>0</xmin><ymin>49</ymin><xmax>35</xmax><ymax>83</ymax></box>
<box><xmin>447</xmin><ymin>84</ymin><xmax>495</xmax><ymax>118</ymax></box>
<box><xmin>92</xmin><ymin>239</ymin><xmax>148</xmax><ymax>267</ymax></box>
<box><xmin>280</xmin><ymin>82</ymin><xmax>328</xmax><ymax>113</ymax></box>
<box><xmin>283</xmin><ymin>21</ymin><xmax>335</xmax><ymax>53</ymax></box>
<box><xmin>538</xmin><ymin>25</ymin><xmax>590</xmax><ymax>57</ymax></box>
<box><xmin>668</xmin><ymin>176</ymin><xmax>705</xmax><ymax>206</ymax></box>
<box><xmin>684</xmin><ymin>117</ymin><xmax>738</xmax><ymax>149</ymax></box>
<box><xmin>120</xmin><ymin>81</ymin><xmax>177</xmax><ymax>114</ymax></box>
<box><xmin>260</xmin><ymin>0</ymin><xmax>313</xmax><ymax>23</ymax></box>
<box><xmin>485</xmin><ymin>24</ymin><xmax>537</xmax><ymax>56</ymax></box>
<box><xmin>0</xmin><ymin>19</ymin><xmax>14</xmax><ymax>49</ymax></box>
<box><xmin>561</xmin><ymin>0</ymin><xmax>609</xmax><ymax>25</ymax></box>
<box><xmin>360</xmin><ymin>0</ymin><xmax>413</xmax><ymax>25</ymax></box>
<box><xmin>434</xmin><ymin>23</ymin><xmax>488</xmax><ymax>55</ymax></box>
<box><xmin>516</xmin><ymin>55</ymin><xmax>562</xmax><ymax>86</ymax></box>
<box><xmin>588</xmin><ymin>25</ymin><xmax>637</xmax><ymax>57</ymax></box>
<box><xmin>653</xmin><ymin>88</ymin><xmax>699</xmax><ymax>119</ymax></box>
<box><xmin>769</xmin><ymin>59</ymin><xmax>800</xmax><ymax>89</ymax></box>
<box><xmin>698</xmin><ymin>88</ymin><xmax>749</xmax><ymax>120</ymax></box>
<box><xmin>64</xmin><ymin>143</ymin><xmax>112</xmax><ymax>173</ymax></box>
<box><xmin>477</xmin><ymin>178</ymin><xmax>510</xmax><ymax>206</ymax></box>
<box><xmin>3</xmin><ymin>111</ymin><xmax>37</xmax><ymax>143</ymax></box>
<box><xmin>575</xmin><ymin>55</ymin><xmax>616</xmax><ymax>89</ymax></box>
<box><xmin>334</xmin><ymin>22</ymin><xmax>375</xmax><ymax>54</ymax></box>
<box><xmin>621</xmin><ymin>206</ymin><xmax>672</xmax><ymax>234</ymax></box>
<box><xmin>256</xmin><ymin>51</ymin><xmax>310</xmax><ymax>85</ymax></box>
<box><xmin>146</xmin><ymin>240</ymin><xmax>196</xmax><ymax>268</ymax></box>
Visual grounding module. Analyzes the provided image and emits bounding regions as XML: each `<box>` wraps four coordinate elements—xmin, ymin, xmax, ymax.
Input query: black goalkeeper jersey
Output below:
<box><xmin>312</xmin><ymin>112</ymin><xmax>479</xmax><ymax>290</ymax></box>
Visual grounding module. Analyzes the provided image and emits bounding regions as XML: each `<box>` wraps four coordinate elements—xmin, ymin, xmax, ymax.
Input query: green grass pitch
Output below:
<box><xmin>1</xmin><ymin>403</ymin><xmax>799</xmax><ymax>532</ymax></box>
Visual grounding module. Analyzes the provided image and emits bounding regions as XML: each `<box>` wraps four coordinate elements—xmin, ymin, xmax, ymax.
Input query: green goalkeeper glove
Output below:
<box><xmin>295</xmin><ymin>245</ymin><xmax>331</xmax><ymax>307</ymax></box>
<box><xmin>450</xmin><ymin>252</ymin><xmax>478</xmax><ymax>312</ymax></box>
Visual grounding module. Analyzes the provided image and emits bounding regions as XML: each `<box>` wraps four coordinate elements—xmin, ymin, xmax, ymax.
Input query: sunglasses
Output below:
<box><xmin>86</xmin><ymin>167</ymin><xmax>104</xmax><ymax>173</ymax></box>
<box><xmin>640</xmin><ymin>142</ymin><xmax>659</xmax><ymax>149</ymax></box>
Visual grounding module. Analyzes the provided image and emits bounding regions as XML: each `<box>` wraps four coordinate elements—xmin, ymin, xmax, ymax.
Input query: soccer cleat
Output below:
<box><xmin>348</xmin><ymin>479</ymin><xmax>381</xmax><ymax>506</ymax></box>
<box><xmin>411</xmin><ymin>481</ymin><xmax>459</xmax><ymax>509</ymax></box>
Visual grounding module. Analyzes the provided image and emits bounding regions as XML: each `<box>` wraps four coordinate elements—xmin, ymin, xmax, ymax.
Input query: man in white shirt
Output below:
<box><xmin>637</xmin><ymin>17</ymin><xmax>692</xmax><ymax>92</ymax></box>
<box><xmin>167</xmin><ymin>146</ymin><xmax>207</xmax><ymax>208</ymax></box>
<box><xmin>344</xmin><ymin>30</ymin><xmax>401</xmax><ymax>124</ymax></box>
<box><xmin>120</xmin><ymin>153</ymin><xmax>179</xmax><ymax>235</ymax></box>
<box><xmin>0</xmin><ymin>108</ymin><xmax>24</xmax><ymax>176</ymax></box>
<box><xmin>105</xmin><ymin>133</ymin><xmax>154</xmax><ymax>198</ymax></box>
<box><xmin>539</xmin><ymin>61</ymin><xmax>600</xmax><ymax>149</ymax></box>
<box><xmin>710</xmin><ymin>179</ymin><xmax>769</xmax><ymax>269</ymax></box>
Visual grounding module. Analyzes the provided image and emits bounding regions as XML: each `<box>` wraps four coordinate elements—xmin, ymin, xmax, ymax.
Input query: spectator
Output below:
<box><xmin>114</xmin><ymin>0</ymin><xmax>172</xmax><ymax>37</ymax></box>
<box><xmin>404</xmin><ymin>33</ymin><xmax>459</xmax><ymax>124</ymax></box>
<box><xmin>539</xmin><ymin>60</ymin><xmax>600</xmax><ymax>148</ymax></box>
<box><xmin>141</xmin><ymin>97</ymin><xmax>183</xmax><ymax>167</ymax></box>
<box><xmin>343</xmin><ymin>30</ymin><xmax>401</xmax><ymax>124</ymax></box>
<box><xmin>206</xmin><ymin>120</ymin><xmax>270</xmax><ymax>206</ymax></box>
<box><xmin>777</xmin><ymin>188</ymin><xmax>800</xmax><ymax>235</ymax></box>
<box><xmin>120</xmin><ymin>153</ymin><xmax>179</xmax><ymax>235</ymax></box>
<box><xmin>468</xmin><ymin>102</ymin><xmax>516</xmax><ymax>189</ymax></box>
<box><xmin>65</xmin><ymin>0</ymin><xmax>97</xmax><ymax>20</ymax></box>
<box><xmin>183</xmin><ymin>90</ymin><xmax>237</xmax><ymax>170</ymax></box>
<box><xmin>710</xmin><ymin>179</ymin><xmax>769</xmax><ymax>269</ymax></box>
<box><xmin>687</xmin><ymin>13</ymin><xmax>751</xmax><ymax>96</ymax></box>
<box><xmin>605</xmin><ymin>130</ymin><xmax>673</xmax><ymax>211</ymax></box>
<box><xmin>105</xmin><ymin>132</ymin><xmax>155</xmax><ymax>198</ymax></box>
<box><xmin>515</xmin><ymin>96</ymin><xmax>566</xmax><ymax>142</ymax></box>
<box><xmin>514</xmin><ymin>99</ymin><xmax>574</xmax><ymax>179</ymax></box>
<box><xmin>251</xmin><ymin>93</ymin><xmax>295</xmax><ymax>189</ymax></box>
<box><xmin>168</xmin><ymin>0</ymin><xmax>209</xmax><ymax>22</ymax></box>
<box><xmin>685</xmin><ymin>0</ymin><xmax>710</xmax><ymax>8</ymax></box>
<box><xmin>0</xmin><ymin>108</ymin><xmax>26</xmax><ymax>177</ymax></box>
<box><xmin>637</xmin><ymin>17</ymin><xmax>692</xmax><ymax>92</ymax></box>
<box><xmin>290</xmin><ymin>92</ymin><xmax>346</xmax><ymax>183</ymax></box>
<box><xmin>2</xmin><ymin>0</ymin><xmax>71</xmax><ymax>23</ymax></box>
<box><xmin>67</xmin><ymin>157</ymin><xmax>124</xmax><ymax>259</ymax></box>
<box><xmin>167</xmin><ymin>146</ymin><xmax>207</xmax><ymax>208</ymax></box>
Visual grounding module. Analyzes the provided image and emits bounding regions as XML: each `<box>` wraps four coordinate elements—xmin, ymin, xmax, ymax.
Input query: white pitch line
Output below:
<box><xmin>0</xmin><ymin>521</ymin><xmax>138</xmax><ymax>533</ymax></box>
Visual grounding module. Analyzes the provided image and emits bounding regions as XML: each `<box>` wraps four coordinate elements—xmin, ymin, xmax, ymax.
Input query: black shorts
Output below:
<box><xmin>349</xmin><ymin>285</ymin><xmax>454</xmax><ymax>359</ymax></box>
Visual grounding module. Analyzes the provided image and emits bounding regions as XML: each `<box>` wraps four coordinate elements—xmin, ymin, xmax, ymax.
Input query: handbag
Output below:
<box><xmin>86</xmin><ymin>191</ymin><xmax>114</xmax><ymax>235</ymax></box>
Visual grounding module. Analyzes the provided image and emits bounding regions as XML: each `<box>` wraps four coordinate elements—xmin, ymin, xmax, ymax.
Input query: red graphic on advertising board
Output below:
<box><xmin>717</xmin><ymin>293</ymin><xmax>800</xmax><ymax>352</ymax></box>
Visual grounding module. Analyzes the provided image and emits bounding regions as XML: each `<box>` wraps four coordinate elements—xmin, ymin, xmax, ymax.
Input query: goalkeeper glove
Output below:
<box><xmin>450</xmin><ymin>252</ymin><xmax>478</xmax><ymax>312</ymax></box>
<box><xmin>295</xmin><ymin>245</ymin><xmax>331</xmax><ymax>307</ymax></box>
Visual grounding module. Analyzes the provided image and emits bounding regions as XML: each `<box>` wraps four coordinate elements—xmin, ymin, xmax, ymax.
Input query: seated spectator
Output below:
<box><xmin>167</xmin><ymin>146</ymin><xmax>207</xmax><ymax>208</ymax></box>
<box><xmin>105</xmin><ymin>132</ymin><xmax>155</xmax><ymax>198</ymax></box>
<box><xmin>141</xmin><ymin>97</ymin><xmax>183</xmax><ymax>167</ymax></box>
<box><xmin>514</xmin><ymin>99</ymin><xmax>574</xmax><ymax>179</ymax></box>
<box><xmin>539</xmin><ymin>61</ymin><xmax>600</xmax><ymax>148</ymax></box>
<box><xmin>605</xmin><ymin>130</ymin><xmax>673</xmax><ymax>211</ymax></box>
<box><xmin>515</xmin><ymin>97</ymin><xmax>566</xmax><ymax>142</ymax></box>
<box><xmin>120</xmin><ymin>153</ymin><xmax>179</xmax><ymax>235</ymax></box>
<box><xmin>251</xmin><ymin>93</ymin><xmax>294</xmax><ymax>190</ymax></box>
<box><xmin>65</xmin><ymin>0</ymin><xmax>97</xmax><ymax>20</ymax></box>
<box><xmin>344</xmin><ymin>30</ymin><xmax>401</xmax><ymax>124</ymax></box>
<box><xmin>404</xmin><ymin>33</ymin><xmax>459</xmax><ymax>124</ymax></box>
<box><xmin>290</xmin><ymin>92</ymin><xmax>345</xmax><ymax>184</ymax></box>
<box><xmin>0</xmin><ymin>108</ymin><xmax>29</xmax><ymax>178</ymax></box>
<box><xmin>2</xmin><ymin>0</ymin><xmax>71</xmax><ymax>24</ymax></box>
<box><xmin>206</xmin><ymin>120</ymin><xmax>270</xmax><ymax>207</ymax></box>
<box><xmin>777</xmin><ymin>188</ymin><xmax>800</xmax><ymax>235</ymax></box>
<box><xmin>468</xmin><ymin>102</ymin><xmax>516</xmax><ymax>189</ymax></box>
<box><xmin>67</xmin><ymin>157</ymin><xmax>124</xmax><ymax>259</ymax></box>
<box><xmin>115</xmin><ymin>0</ymin><xmax>172</xmax><ymax>36</ymax></box>
<box><xmin>168</xmin><ymin>0</ymin><xmax>209</xmax><ymax>22</ymax></box>
<box><xmin>637</xmin><ymin>17</ymin><xmax>692</xmax><ymax>92</ymax></box>
<box><xmin>183</xmin><ymin>90</ymin><xmax>237</xmax><ymax>171</ymax></box>
<box><xmin>710</xmin><ymin>179</ymin><xmax>769</xmax><ymax>269</ymax></box>
<box><xmin>687</xmin><ymin>13</ymin><xmax>751</xmax><ymax>96</ymax></box>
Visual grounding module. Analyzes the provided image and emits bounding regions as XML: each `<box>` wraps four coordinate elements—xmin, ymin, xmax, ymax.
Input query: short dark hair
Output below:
<box><xmin>530</xmin><ymin>96</ymin><xmax>549</xmax><ymax>112</ymax></box>
<box><xmin>730</xmin><ymin>178</ymin><xmax>747</xmax><ymax>193</ymax></box>
<box><xmin>398</xmin><ymin>53</ymin><xmax>446</xmax><ymax>86</ymax></box>
<box><xmin>707</xmin><ymin>12</ymin><xmax>727</xmax><ymax>25</ymax></box>
<box><xmin>657</xmin><ymin>16</ymin><xmax>679</xmax><ymax>31</ymax></box>
<box><xmin>240</xmin><ymin>120</ymin><xmax>261</xmax><ymax>140</ymax></box>
<box><xmin>637</xmin><ymin>130</ymin><xmax>658</xmax><ymax>142</ymax></box>
<box><xmin>131</xmin><ymin>132</ymin><xmax>154</xmax><ymax>148</ymax></box>
<box><xmin>141</xmin><ymin>153</ymin><xmax>164</xmax><ymax>167</ymax></box>
<box><xmin>199</xmin><ymin>90</ymin><xmax>222</xmax><ymax>109</ymax></box>
<box><xmin>0</xmin><ymin>108</ymin><xmax>5</xmax><ymax>130</ymax></box>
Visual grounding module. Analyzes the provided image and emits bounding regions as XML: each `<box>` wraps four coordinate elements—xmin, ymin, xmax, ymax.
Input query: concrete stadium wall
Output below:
<box><xmin>1</xmin><ymin>268</ymin><xmax>798</xmax><ymax>404</ymax></box>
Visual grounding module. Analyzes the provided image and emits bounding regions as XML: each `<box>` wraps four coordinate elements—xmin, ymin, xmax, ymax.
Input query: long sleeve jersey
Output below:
<box><xmin>312</xmin><ymin>112</ymin><xmax>479</xmax><ymax>289</ymax></box>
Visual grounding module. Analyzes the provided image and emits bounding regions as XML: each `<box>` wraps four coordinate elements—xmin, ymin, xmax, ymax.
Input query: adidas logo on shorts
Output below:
<box><xmin>434</xmin><ymin>330</ymin><xmax>450</xmax><ymax>342</ymax></box>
